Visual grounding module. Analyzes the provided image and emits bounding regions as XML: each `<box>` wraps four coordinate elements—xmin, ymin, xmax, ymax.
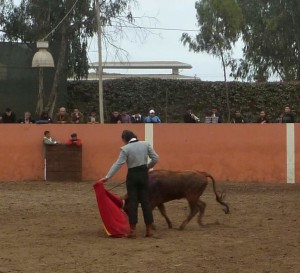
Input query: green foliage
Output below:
<box><xmin>231</xmin><ymin>0</ymin><xmax>300</xmax><ymax>81</ymax></box>
<box><xmin>0</xmin><ymin>0</ymin><xmax>133</xmax><ymax>115</ymax></box>
<box><xmin>67</xmin><ymin>78</ymin><xmax>300</xmax><ymax>123</ymax></box>
<box><xmin>182</xmin><ymin>0</ymin><xmax>243</xmax><ymax>54</ymax></box>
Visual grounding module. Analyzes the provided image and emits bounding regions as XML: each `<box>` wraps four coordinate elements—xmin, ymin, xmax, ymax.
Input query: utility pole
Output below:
<box><xmin>95</xmin><ymin>0</ymin><xmax>104</xmax><ymax>123</ymax></box>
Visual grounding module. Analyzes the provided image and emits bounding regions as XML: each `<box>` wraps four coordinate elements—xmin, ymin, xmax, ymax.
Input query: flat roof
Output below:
<box><xmin>86</xmin><ymin>72</ymin><xmax>195</xmax><ymax>80</ymax></box>
<box><xmin>89</xmin><ymin>61</ymin><xmax>192</xmax><ymax>70</ymax></box>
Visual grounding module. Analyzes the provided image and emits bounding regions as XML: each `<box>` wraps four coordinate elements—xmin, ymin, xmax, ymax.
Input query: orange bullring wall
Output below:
<box><xmin>0</xmin><ymin>124</ymin><xmax>298</xmax><ymax>183</ymax></box>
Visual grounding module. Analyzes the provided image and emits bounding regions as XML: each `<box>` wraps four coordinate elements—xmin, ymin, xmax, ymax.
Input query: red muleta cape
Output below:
<box><xmin>93</xmin><ymin>182</ymin><xmax>130</xmax><ymax>237</ymax></box>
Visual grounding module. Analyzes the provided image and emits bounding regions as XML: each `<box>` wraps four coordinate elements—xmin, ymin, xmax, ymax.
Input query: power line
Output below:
<box><xmin>43</xmin><ymin>0</ymin><xmax>80</xmax><ymax>40</ymax></box>
<box><xmin>106</xmin><ymin>24</ymin><xmax>199</xmax><ymax>32</ymax></box>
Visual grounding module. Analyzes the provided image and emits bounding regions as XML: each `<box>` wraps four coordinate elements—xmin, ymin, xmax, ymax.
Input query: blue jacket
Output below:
<box><xmin>144</xmin><ymin>115</ymin><xmax>161</xmax><ymax>123</ymax></box>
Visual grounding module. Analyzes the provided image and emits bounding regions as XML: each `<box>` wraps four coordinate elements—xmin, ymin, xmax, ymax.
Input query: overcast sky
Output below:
<box><xmin>12</xmin><ymin>0</ymin><xmax>243</xmax><ymax>80</ymax></box>
<box><xmin>88</xmin><ymin>0</ymin><xmax>243</xmax><ymax>81</ymax></box>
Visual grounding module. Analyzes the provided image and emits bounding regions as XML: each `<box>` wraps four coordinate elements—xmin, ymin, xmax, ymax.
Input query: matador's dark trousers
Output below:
<box><xmin>126</xmin><ymin>165</ymin><xmax>153</xmax><ymax>225</ymax></box>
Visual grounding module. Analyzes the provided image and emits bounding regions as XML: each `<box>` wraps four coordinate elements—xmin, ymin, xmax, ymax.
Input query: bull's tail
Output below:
<box><xmin>206</xmin><ymin>174</ymin><xmax>230</xmax><ymax>214</ymax></box>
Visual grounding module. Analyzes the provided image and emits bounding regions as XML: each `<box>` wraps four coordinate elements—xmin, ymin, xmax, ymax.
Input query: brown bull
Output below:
<box><xmin>126</xmin><ymin>169</ymin><xmax>229</xmax><ymax>230</ymax></box>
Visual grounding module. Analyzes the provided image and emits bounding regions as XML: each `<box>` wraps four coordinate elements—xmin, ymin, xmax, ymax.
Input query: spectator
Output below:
<box><xmin>55</xmin><ymin>107</ymin><xmax>70</xmax><ymax>124</ymax></box>
<box><xmin>87</xmin><ymin>109</ymin><xmax>99</xmax><ymax>124</ymax></box>
<box><xmin>231</xmin><ymin>110</ymin><xmax>246</xmax><ymax>123</ymax></box>
<box><xmin>204</xmin><ymin>110</ymin><xmax>213</xmax><ymax>123</ymax></box>
<box><xmin>18</xmin><ymin>112</ymin><xmax>35</xmax><ymax>124</ymax></box>
<box><xmin>66</xmin><ymin>133</ymin><xmax>82</xmax><ymax>147</ymax></box>
<box><xmin>256</xmin><ymin>111</ymin><xmax>269</xmax><ymax>124</ymax></box>
<box><xmin>144</xmin><ymin>109</ymin><xmax>161</xmax><ymax>123</ymax></box>
<box><xmin>43</xmin><ymin>130</ymin><xmax>59</xmax><ymax>145</ymax></box>
<box><xmin>71</xmin><ymin>107</ymin><xmax>84</xmax><ymax>124</ymax></box>
<box><xmin>110</xmin><ymin>111</ymin><xmax>122</xmax><ymax>124</ymax></box>
<box><xmin>131</xmin><ymin>111</ymin><xmax>144</xmax><ymax>123</ymax></box>
<box><xmin>275</xmin><ymin>113</ymin><xmax>284</xmax><ymax>123</ymax></box>
<box><xmin>282</xmin><ymin>106</ymin><xmax>295</xmax><ymax>123</ymax></box>
<box><xmin>121</xmin><ymin>111</ymin><xmax>131</xmax><ymax>123</ymax></box>
<box><xmin>211</xmin><ymin>108</ymin><xmax>222</xmax><ymax>123</ymax></box>
<box><xmin>1</xmin><ymin>107</ymin><xmax>16</xmax><ymax>123</ymax></box>
<box><xmin>36</xmin><ymin>111</ymin><xmax>53</xmax><ymax>124</ymax></box>
<box><xmin>184</xmin><ymin>106</ymin><xmax>200</xmax><ymax>123</ymax></box>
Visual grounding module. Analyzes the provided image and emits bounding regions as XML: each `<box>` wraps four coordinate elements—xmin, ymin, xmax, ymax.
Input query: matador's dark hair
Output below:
<box><xmin>121</xmin><ymin>130</ymin><xmax>137</xmax><ymax>142</ymax></box>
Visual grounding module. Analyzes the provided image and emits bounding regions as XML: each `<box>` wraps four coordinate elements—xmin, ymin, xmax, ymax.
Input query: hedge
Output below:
<box><xmin>67</xmin><ymin>78</ymin><xmax>300</xmax><ymax>123</ymax></box>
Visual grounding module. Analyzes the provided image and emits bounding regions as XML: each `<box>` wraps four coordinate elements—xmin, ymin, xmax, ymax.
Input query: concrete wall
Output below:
<box><xmin>0</xmin><ymin>124</ymin><xmax>298</xmax><ymax>183</ymax></box>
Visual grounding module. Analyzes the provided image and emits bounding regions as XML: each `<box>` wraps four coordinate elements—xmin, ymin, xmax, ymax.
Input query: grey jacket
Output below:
<box><xmin>43</xmin><ymin>137</ymin><xmax>57</xmax><ymax>145</ymax></box>
<box><xmin>106</xmin><ymin>140</ymin><xmax>159</xmax><ymax>179</ymax></box>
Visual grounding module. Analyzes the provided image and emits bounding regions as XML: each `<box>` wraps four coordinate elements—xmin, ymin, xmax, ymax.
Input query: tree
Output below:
<box><xmin>181</xmin><ymin>0</ymin><xmax>243</xmax><ymax>121</ymax></box>
<box><xmin>0</xmin><ymin>0</ymin><xmax>133</xmax><ymax>116</ymax></box>
<box><xmin>232</xmin><ymin>0</ymin><xmax>300</xmax><ymax>81</ymax></box>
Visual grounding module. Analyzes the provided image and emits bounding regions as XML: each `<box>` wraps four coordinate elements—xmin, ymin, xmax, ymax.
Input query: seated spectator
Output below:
<box><xmin>211</xmin><ymin>108</ymin><xmax>222</xmax><ymax>123</ymax></box>
<box><xmin>144</xmin><ymin>109</ymin><xmax>161</xmax><ymax>123</ymax></box>
<box><xmin>110</xmin><ymin>111</ymin><xmax>122</xmax><ymax>124</ymax></box>
<box><xmin>87</xmin><ymin>109</ymin><xmax>99</xmax><ymax>124</ymax></box>
<box><xmin>184</xmin><ymin>106</ymin><xmax>200</xmax><ymax>123</ymax></box>
<box><xmin>282</xmin><ymin>106</ymin><xmax>295</xmax><ymax>123</ymax></box>
<box><xmin>256</xmin><ymin>111</ymin><xmax>269</xmax><ymax>124</ymax></box>
<box><xmin>121</xmin><ymin>111</ymin><xmax>131</xmax><ymax>123</ymax></box>
<box><xmin>131</xmin><ymin>111</ymin><xmax>144</xmax><ymax>123</ymax></box>
<box><xmin>66</xmin><ymin>133</ymin><xmax>82</xmax><ymax>147</ymax></box>
<box><xmin>43</xmin><ymin>130</ymin><xmax>59</xmax><ymax>145</ymax></box>
<box><xmin>71</xmin><ymin>107</ymin><xmax>84</xmax><ymax>124</ymax></box>
<box><xmin>18</xmin><ymin>112</ymin><xmax>35</xmax><ymax>124</ymax></box>
<box><xmin>231</xmin><ymin>110</ymin><xmax>246</xmax><ymax>123</ymax></box>
<box><xmin>36</xmin><ymin>111</ymin><xmax>53</xmax><ymax>124</ymax></box>
<box><xmin>1</xmin><ymin>107</ymin><xmax>16</xmax><ymax>123</ymax></box>
<box><xmin>54</xmin><ymin>107</ymin><xmax>70</xmax><ymax>124</ymax></box>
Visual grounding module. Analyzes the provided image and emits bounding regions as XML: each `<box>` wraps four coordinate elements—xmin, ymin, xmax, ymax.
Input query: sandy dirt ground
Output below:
<box><xmin>0</xmin><ymin>180</ymin><xmax>300</xmax><ymax>273</ymax></box>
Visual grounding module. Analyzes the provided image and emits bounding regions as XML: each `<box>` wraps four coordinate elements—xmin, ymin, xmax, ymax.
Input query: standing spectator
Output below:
<box><xmin>18</xmin><ymin>112</ymin><xmax>35</xmax><ymax>124</ymax></box>
<box><xmin>110</xmin><ymin>111</ymin><xmax>122</xmax><ymax>124</ymax></box>
<box><xmin>87</xmin><ymin>109</ymin><xmax>99</xmax><ymax>124</ymax></box>
<box><xmin>71</xmin><ymin>107</ymin><xmax>84</xmax><ymax>124</ymax></box>
<box><xmin>256</xmin><ymin>111</ymin><xmax>269</xmax><ymax>124</ymax></box>
<box><xmin>275</xmin><ymin>113</ymin><xmax>284</xmax><ymax>123</ymax></box>
<box><xmin>36</xmin><ymin>111</ymin><xmax>53</xmax><ymax>124</ymax></box>
<box><xmin>55</xmin><ymin>107</ymin><xmax>70</xmax><ymax>124</ymax></box>
<box><xmin>231</xmin><ymin>110</ymin><xmax>246</xmax><ymax>123</ymax></box>
<box><xmin>66</xmin><ymin>133</ymin><xmax>82</xmax><ymax>147</ymax></box>
<box><xmin>43</xmin><ymin>131</ymin><xmax>59</xmax><ymax>145</ymax></box>
<box><xmin>204</xmin><ymin>110</ymin><xmax>213</xmax><ymax>123</ymax></box>
<box><xmin>184</xmin><ymin>106</ymin><xmax>200</xmax><ymax>123</ymax></box>
<box><xmin>131</xmin><ymin>111</ymin><xmax>144</xmax><ymax>123</ymax></box>
<box><xmin>282</xmin><ymin>106</ymin><xmax>295</xmax><ymax>123</ymax></box>
<box><xmin>121</xmin><ymin>111</ymin><xmax>131</xmax><ymax>123</ymax></box>
<box><xmin>1</xmin><ymin>107</ymin><xmax>16</xmax><ymax>123</ymax></box>
<box><xmin>144</xmin><ymin>109</ymin><xmax>161</xmax><ymax>123</ymax></box>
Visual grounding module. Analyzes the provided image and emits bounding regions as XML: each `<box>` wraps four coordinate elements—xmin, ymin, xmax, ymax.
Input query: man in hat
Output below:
<box><xmin>144</xmin><ymin>109</ymin><xmax>161</xmax><ymax>123</ymax></box>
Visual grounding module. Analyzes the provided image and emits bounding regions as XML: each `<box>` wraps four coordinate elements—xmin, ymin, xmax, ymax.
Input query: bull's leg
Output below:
<box><xmin>157</xmin><ymin>204</ymin><xmax>173</xmax><ymax>229</ymax></box>
<box><xmin>179</xmin><ymin>201</ymin><xmax>199</xmax><ymax>230</ymax></box>
<box><xmin>196</xmin><ymin>199</ymin><xmax>206</xmax><ymax>226</ymax></box>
